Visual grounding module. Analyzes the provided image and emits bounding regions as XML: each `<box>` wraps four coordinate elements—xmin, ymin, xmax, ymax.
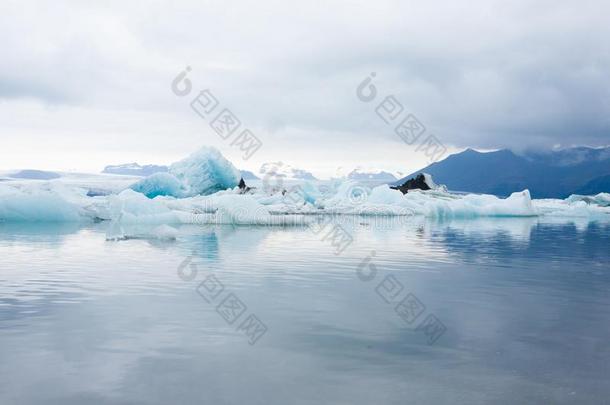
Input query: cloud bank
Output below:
<box><xmin>1</xmin><ymin>0</ymin><xmax>609</xmax><ymax>175</ymax></box>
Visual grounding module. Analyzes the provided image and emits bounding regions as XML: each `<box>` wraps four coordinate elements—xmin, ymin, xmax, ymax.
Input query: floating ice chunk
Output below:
<box><xmin>255</xmin><ymin>192</ymin><xmax>290</xmax><ymax>206</ymax></box>
<box><xmin>127</xmin><ymin>147</ymin><xmax>240</xmax><ymax>199</ymax></box>
<box><xmin>297</xmin><ymin>181</ymin><xmax>321</xmax><ymax>205</ymax></box>
<box><xmin>274</xmin><ymin>182</ymin><xmax>320</xmax><ymax>207</ymax></box>
<box><xmin>215</xmin><ymin>195</ymin><xmax>272</xmax><ymax>224</ymax></box>
<box><xmin>0</xmin><ymin>183</ymin><xmax>85</xmax><ymax>222</ymax></box>
<box><xmin>169</xmin><ymin>147</ymin><xmax>240</xmax><ymax>197</ymax></box>
<box><xmin>130</xmin><ymin>172</ymin><xmax>185</xmax><ymax>198</ymax></box>
<box><xmin>414</xmin><ymin>189</ymin><xmax>537</xmax><ymax>218</ymax></box>
<box><xmin>108</xmin><ymin>189</ymin><xmax>181</xmax><ymax>224</ymax></box>
<box><xmin>311</xmin><ymin>182</ymin><xmax>413</xmax><ymax>216</ymax></box>
<box><xmin>344</xmin><ymin>185</ymin><xmax>415</xmax><ymax>216</ymax></box>
<box><xmin>565</xmin><ymin>193</ymin><xmax>610</xmax><ymax>207</ymax></box>
<box><xmin>323</xmin><ymin>180</ymin><xmax>369</xmax><ymax>209</ymax></box>
<box><xmin>534</xmin><ymin>193</ymin><xmax>610</xmax><ymax>217</ymax></box>
<box><xmin>171</xmin><ymin>194</ymin><xmax>308</xmax><ymax>226</ymax></box>
<box><xmin>367</xmin><ymin>185</ymin><xmax>406</xmax><ymax>205</ymax></box>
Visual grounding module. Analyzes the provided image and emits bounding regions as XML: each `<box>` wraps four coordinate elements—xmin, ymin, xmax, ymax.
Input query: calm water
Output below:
<box><xmin>1</xmin><ymin>217</ymin><xmax>609</xmax><ymax>404</ymax></box>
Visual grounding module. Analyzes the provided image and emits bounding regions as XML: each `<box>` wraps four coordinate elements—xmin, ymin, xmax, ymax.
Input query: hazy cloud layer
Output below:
<box><xmin>1</xmin><ymin>0</ymin><xmax>609</xmax><ymax>175</ymax></box>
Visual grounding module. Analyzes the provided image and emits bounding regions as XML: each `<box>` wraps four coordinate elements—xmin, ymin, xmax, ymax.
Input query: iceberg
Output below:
<box><xmin>367</xmin><ymin>185</ymin><xmax>406</xmax><ymax>205</ymax></box>
<box><xmin>415</xmin><ymin>190</ymin><xmax>537</xmax><ymax>218</ymax></box>
<box><xmin>130</xmin><ymin>147</ymin><xmax>240</xmax><ymax>198</ymax></box>
<box><xmin>168</xmin><ymin>147</ymin><xmax>240</xmax><ymax>197</ymax></box>
<box><xmin>179</xmin><ymin>194</ymin><xmax>308</xmax><ymax>226</ymax></box>
<box><xmin>322</xmin><ymin>180</ymin><xmax>371</xmax><ymax>210</ymax></box>
<box><xmin>0</xmin><ymin>183</ymin><xmax>85</xmax><ymax>222</ymax></box>
<box><xmin>130</xmin><ymin>172</ymin><xmax>186</xmax><ymax>199</ymax></box>
<box><xmin>565</xmin><ymin>193</ymin><xmax>610</xmax><ymax>207</ymax></box>
<box><xmin>108</xmin><ymin>189</ymin><xmax>181</xmax><ymax>224</ymax></box>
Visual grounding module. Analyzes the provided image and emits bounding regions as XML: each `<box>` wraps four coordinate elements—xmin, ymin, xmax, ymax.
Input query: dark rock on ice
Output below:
<box><xmin>391</xmin><ymin>174</ymin><xmax>431</xmax><ymax>194</ymax></box>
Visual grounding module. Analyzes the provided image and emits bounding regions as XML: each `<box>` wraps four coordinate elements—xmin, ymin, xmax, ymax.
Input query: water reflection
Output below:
<box><xmin>0</xmin><ymin>217</ymin><xmax>609</xmax><ymax>404</ymax></box>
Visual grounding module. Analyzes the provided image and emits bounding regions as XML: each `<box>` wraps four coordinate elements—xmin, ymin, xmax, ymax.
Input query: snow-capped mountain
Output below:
<box><xmin>347</xmin><ymin>168</ymin><xmax>397</xmax><ymax>182</ymax></box>
<box><xmin>259</xmin><ymin>162</ymin><xmax>317</xmax><ymax>180</ymax></box>
<box><xmin>102</xmin><ymin>163</ymin><xmax>168</xmax><ymax>177</ymax></box>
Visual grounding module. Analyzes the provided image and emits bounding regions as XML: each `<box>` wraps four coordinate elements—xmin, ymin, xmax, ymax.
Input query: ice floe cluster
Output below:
<box><xmin>1</xmin><ymin>147</ymin><xmax>610</xmax><ymax>227</ymax></box>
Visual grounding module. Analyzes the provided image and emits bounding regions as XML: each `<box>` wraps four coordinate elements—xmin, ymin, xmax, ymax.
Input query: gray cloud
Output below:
<box><xmin>0</xmin><ymin>0</ymin><xmax>609</xmax><ymax>174</ymax></box>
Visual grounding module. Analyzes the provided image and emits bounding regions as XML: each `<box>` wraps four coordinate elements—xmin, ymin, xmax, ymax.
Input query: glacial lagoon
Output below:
<box><xmin>1</xmin><ymin>217</ymin><xmax>609</xmax><ymax>404</ymax></box>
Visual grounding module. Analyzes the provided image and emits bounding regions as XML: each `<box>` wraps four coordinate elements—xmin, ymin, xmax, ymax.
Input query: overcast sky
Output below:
<box><xmin>1</xmin><ymin>0</ymin><xmax>609</xmax><ymax>177</ymax></box>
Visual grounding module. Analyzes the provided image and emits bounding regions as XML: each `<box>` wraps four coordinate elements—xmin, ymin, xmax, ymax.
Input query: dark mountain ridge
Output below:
<box><xmin>394</xmin><ymin>147</ymin><xmax>610</xmax><ymax>198</ymax></box>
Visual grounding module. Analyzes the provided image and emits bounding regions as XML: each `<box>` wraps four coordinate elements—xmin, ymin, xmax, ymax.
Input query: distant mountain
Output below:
<box><xmin>259</xmin><ymin>162</ymin><xmax>317</xmax><ymax>180</ymax></box>
<box><xmin>9</xmin><ymin>170</ymin><xmax>61</xmax><ymax>180</ymax></box>
<box><xmin>102</xmin><ymin>163</ymin><xmax>168</xmax><ymax>176</ymax></box>
<box><xmin>240</xmin><ymin>170</ymin><xmax>260</xmax><ymax>180</ymax></box>
<box><xmin>348</xmin><ymin>168</ymin><xmax>397</xmax><ymax>182</ymax></box>
<box><xmin>395</xmin><ymin>147</ymin><xmax>610</xmax><ymax>198</ymax></box>
<box><xmin>574</xmin><ymin>174</ymin><xmax>610</xmax><ymax>195</ymax></box>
